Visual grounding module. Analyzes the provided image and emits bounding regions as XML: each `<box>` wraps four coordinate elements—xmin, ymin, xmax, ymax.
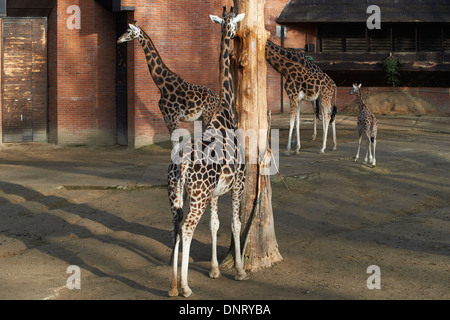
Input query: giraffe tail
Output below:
<box><xmin>169</xmin><ymin>162</ymin><xmax>187</xmax><ymax>265</ymax></box>
<box><xmin>169</xmin><ymin>207</ymin><xmax>184</xmax><ymax>265</ymax></box>
<box><xmin>330</xmin><ymin>105</ymin><xmax>337</xmax><ymax>124</ymax></box>
<box><xmin>330</xmin><ymin>86</ymin><xmax>337</xmax><ymax>124</ymax></box>
<box><xmin>315</xmin><ymin>100</ymin><xmax>321</xmax><ymax>121</ymax></box>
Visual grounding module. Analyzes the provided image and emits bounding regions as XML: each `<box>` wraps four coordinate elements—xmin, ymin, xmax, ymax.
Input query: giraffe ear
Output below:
<box><xmin>358</xmin><ymin>83</ymin><xmax>362</xmax><ymax>88</ymax></box>
<box><xmin>234</xmin><ymin>13</ymin><xmax>245</xmax><ymax>23</ymax></box>
<box><xmin>210</xmin><ymin>15</ymin><xmax>223</xmax><ymax>24</ymax></box>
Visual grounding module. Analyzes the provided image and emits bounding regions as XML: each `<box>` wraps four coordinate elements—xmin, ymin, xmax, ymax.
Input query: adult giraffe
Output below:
<box><xmin>266</xmin><ymin>40</ymin><xmax>338</xmax><ymax>154</ymax></box>
<box><xmin>117</xmin><ymin>24</ymin><xmax>219</xmax><ymax>146</ymax></box>
<box><xmin>167</xmin><ymin>7</ymin><xmax>247</xmax><ymax>298</ymax></box>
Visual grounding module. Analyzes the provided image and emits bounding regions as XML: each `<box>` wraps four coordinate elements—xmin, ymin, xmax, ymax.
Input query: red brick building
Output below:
<box><xmin>1</xmin><ymin>0</ymin><xmax>448</xmax><ymax>147</ymax></box>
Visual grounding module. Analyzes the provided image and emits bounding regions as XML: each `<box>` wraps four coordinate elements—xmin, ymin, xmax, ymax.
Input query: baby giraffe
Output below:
<box><xmin>350</xmin><ymin>83</ymin><xmax>378</xmax><ymax>167</ymax></box>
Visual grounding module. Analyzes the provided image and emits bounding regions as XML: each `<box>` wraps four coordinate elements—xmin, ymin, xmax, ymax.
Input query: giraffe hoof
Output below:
<box><xmin>318</xmin><ymin>150</ymin><xmax>325</xmax><ymax>154</ymax></box>
<box><xmin>209</xmin><ymin>269</ymin><xmax>222</xmax><ymax>279</ymax></box>
<box><xmin>168</xmin><ymin>288</ymin><xmax>179</xmax><ymax>297</ymax></box>
<box><xmin>284</xmin><ymin>151</ymin><xmax>291</xmax><ymax>156</ymax></box>
<box><xmin>235</xmin><ymin>273</ymin><xmax>249</xmax><ymax>281</ymax></box>
<box><xmin>182</xmin><ymin>288</ymin><xmax>193</xmax><ymax>298</ymax></box>
<box><xmin>294</xmin><ymin>150</ymin><xmax>300</xmax><ymax>155</ymax></box>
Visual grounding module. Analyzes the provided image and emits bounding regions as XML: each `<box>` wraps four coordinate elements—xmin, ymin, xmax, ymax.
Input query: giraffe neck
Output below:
<box><xmin>217</xmin><ymin>27</ymin><xmax>236</xmax><ymax>125</ymax></box>
<box><xmin>356</xmin><ymin>90</ymin><xmax>366</xmax><ymax>110</ymax></box>
<box><xmin>138</xmin><ymin>29</ymin><xmax>175</xmax><ymax>90</ymax></box>
<box><xmin>265</xmin><ymin>40</ymin><xmax>309</xmax><ymax>77</ymax></box>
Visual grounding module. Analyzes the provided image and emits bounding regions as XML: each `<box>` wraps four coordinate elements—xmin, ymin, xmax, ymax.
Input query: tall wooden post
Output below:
<box><xmin>222</xmin><ymin>0</ymin><xmax>283</xmax><ymax>272</ymax></box>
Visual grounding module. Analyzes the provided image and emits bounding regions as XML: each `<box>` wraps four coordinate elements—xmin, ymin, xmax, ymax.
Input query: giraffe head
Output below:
<box><xmin>350</xmin><ymin>83</ymin><xmax>362</xmax><ymax>95</ymax></box>
<box><xmin>117</xmin><ymin>23</ymin><xmax>142</xmax><ymax>44</ymax></box>
<box><xmin>209</xmin><ymin>6</ymin><xmax>245</xmax><ymax>39</ymax></box>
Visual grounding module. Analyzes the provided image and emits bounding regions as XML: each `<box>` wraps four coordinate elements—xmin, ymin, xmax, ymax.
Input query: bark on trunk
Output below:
<box><xmin>221</xmin><ymin>0</ymin><xmax>283</xmax><ymax>272</ymax></box>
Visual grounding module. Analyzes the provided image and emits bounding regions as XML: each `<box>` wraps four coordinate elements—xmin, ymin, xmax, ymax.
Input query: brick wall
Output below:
<box><xmin>124</xmin><ymin>0</ymin><xmax>233</xmax><ymax>147</ymax></box>
<box><xmin>48</xmin><ymin>0</ymin><xmax>116</xmax><ymax>145</ymax></box>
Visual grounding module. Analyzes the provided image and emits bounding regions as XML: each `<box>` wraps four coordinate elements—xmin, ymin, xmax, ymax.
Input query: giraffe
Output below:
<box><xmin>277</xmin><ymin>45</ymin><xmax>326</xmax><ymax>138</ymax></box>
<box><xmin>117</xmin><ymin>23</ymin><xmax>219</xmax><ymax>147</ymax></box>
<box><xmin>265</xmin><ymin>40</ymin><xmax>338</xmax><ymax>154</ymax></box>
<box><xmin>167</xmin><ymin>7</ymin><xmax>247</xmax><ymax>298</ymax></box>
<box><xmin>350</xmin><ymin>83</ymin><xmax>378</xmax><ymax>167</ymax></box>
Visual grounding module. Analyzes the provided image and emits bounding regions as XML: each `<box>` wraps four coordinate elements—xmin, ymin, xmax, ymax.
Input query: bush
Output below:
<box><xmin>383</xmin><ymin>54</ymin><xmax>401</xmax><ymax>87</ymax></box>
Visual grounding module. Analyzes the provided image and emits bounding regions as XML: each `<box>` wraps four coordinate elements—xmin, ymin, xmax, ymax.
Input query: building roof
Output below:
<box><xmin>277</xmin><ymin>0</ymin><xmax>450</xmax><ymax>23</ymax></box>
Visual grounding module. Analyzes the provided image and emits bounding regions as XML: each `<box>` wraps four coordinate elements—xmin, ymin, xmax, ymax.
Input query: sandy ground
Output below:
<box><xmin>0</xmin><ymin>114</ymin><xmax>449</xmax><ymax>301</ymax></box>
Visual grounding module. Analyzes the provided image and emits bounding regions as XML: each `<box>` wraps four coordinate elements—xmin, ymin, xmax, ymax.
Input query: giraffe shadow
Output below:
<box><xmin>0</xmin><ymin>180</ymin><xmax>216</xmax><ymax>297</ymax></box>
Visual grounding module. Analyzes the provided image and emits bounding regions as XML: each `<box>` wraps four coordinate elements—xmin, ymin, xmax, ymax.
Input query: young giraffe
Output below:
<box><xmin>117</xmin><ymin>24</ymin><xmax>219</xmax><ymax>146</ymax></box>
<box><xmin>350</xmin><ymin>83</ymin><xmax>378</xmax><ymax>167</ymax></box>
<box><xmin>265</xmin><ymin>40</ymin><xmax>337</xmax><ymax>154</ymax></box>
<box><xmin>167</xmin><ymin>7</ymin><xmax>247</xmax><ymax>298</ymax></box>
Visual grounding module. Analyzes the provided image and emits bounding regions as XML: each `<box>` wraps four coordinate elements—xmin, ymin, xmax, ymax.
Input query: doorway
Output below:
<box><xmin>1</xmin><ymin>18</ymin><xmax>48</xmax><ymax>143</ymax></box>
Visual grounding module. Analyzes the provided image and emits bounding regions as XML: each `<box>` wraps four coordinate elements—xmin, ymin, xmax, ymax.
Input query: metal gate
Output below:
<box><xmin>1</xmin><ymin>18</ymin><xmax>47</xmax><ymax>143</ymax></box>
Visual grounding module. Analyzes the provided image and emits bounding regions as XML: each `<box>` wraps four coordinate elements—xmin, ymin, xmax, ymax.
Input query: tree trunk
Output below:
<box><xmin>221</xmin><ymin>0</ymin><xmax>282</xmax><ymax>272</ymax></box>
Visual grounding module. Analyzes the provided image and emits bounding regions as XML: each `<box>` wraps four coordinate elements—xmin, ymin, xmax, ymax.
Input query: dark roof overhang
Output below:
<box><xmin>2</xmin><ymin>0</ymin><xmax>56</xmax><ymax>17</ymax></box>
<box><xmin>277</xmin><ymin>0</ymin><xmax>450</xmax><ymax>24</ymax></box>
<box><xmin>95</xmin><ymin>0</ymin><xmax>135</xmax><ymax>12</ymax></box>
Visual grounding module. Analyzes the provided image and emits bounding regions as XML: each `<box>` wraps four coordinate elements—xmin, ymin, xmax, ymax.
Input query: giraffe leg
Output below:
<box><xmin>168</xmin><ymin>164</ymin><xmax>183</xmax><ymax>297</ymax></box>
<box><xmin>319</xmin><ymin>106</ymin><xmax>329</xmax><ymax>154</ymax></box>
<box><xmin>209</xmin><ymin>196</ymin><xmax>221</xmax><ymax>279</ymax></box>
<box><xmin>231</xmin><ymin>180</ymin><xmax>248</xmax><ymax>281</ymax></box>
<box><xmin>331</xmin><ymin>118</ymin><xmax>337</xmax><ymax>151</ymax></box>
<box><xmin>285</xmin><ymin>113</ymin><xmax>295</xmax><ymax>156</ymax></box>
<box><xmin>168</xmin><ymin>234</ymin><xmax>180</xmax><ymax>297</ymax></box>
<box><xmin>372</xmin><ymin>138</ymin><xmax>377</xmax><ymax>167</ymax></box>
<box><xmin>319</xmin><ymin>94</ymin><xmax>334</xmax><ymax>153</ymax></box>
<box><xmin>285</xmin><ymin>95</ymin><xmax>299</xmax><ymax>156</ymax></box>
<box><xmin>294</xmin><ymin>103</ymin><xmax>301</xmax><ymax>154</ymax></box>
<box><xmin>180</xmin><ymin>202</ymin><xmax>207</xmax><ymax>298</ymax></box>
<box><xmin>312</xmin><ymin>101</ymin><xmax>317</xmax><ymax>141</ymax></box>
<box><xmin>355</xmin><ymin>134</ymin><xmax>363</xmax><ymax>162</ymax></box>
<box><xmin>363</xmin><ymin>136</ymin><xmax>370</xmax><ymax>164</ymax></box>
<box><xmin>366</xmin><ymin>130</ymin><xmax>373</xmax><ymax>164</ymax></box>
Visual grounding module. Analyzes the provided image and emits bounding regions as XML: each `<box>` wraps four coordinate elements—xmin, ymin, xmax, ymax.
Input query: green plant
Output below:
<box><xmin>383</xmin><ymin>54</ymin><xmax>401</xmax><ymax>87</ymax></box>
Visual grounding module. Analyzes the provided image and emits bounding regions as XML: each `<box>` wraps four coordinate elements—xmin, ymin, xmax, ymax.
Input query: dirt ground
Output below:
<box><xmin>0</xmin><ymin>113</ymin><xmax>449</xmax><ymax>301</ymax></box>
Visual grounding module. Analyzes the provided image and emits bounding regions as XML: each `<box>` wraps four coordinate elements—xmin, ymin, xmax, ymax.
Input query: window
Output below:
<box><xmin>320</xmin><ymin>24</ymin><xmax>365</xmax><ymax>53</ymax></box>
<box><xmin>445</xmin><ymin>25</ymin><xmax>450</xmax><ymax>52</ymax></box>
<box><xmin>368</xmin><ymin>27</ymin><xmax>390</xmax><ymax>53</ymax></box>
<box><xmin>394</xmin><ymin>25</ymin><xmax>416</xmax><ymax>52</ymax></box>
<box><xmin>419</xmin><ymin>24</ymin><xmax>443</xmax><ymax>52</ymax></box>
<box><xmin>319</xmin><ymin>23</ymin><xmax>448</xmax><ymax>53</ymax></box>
